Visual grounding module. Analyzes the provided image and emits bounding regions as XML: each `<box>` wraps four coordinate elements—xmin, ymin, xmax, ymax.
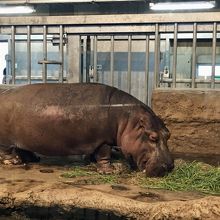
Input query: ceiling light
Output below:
<box><xmin>0</xmin><ymin>6</ymin><xmax>35</xmax><ymax>14</ymax></box>
<box><xmin>150</xmin><ymin>1</ymin><xmax>215</xmax><ymax>11</ymax></box>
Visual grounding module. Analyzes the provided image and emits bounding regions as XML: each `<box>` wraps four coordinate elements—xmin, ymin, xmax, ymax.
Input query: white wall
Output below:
<box><xmin>0</xmin><ymin>42</ymin><xmax>8</xmax><ymax>84</ymax></box>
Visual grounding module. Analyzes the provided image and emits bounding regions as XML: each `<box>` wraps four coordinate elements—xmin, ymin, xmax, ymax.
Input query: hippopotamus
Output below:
<box><xmin>0</xmin><ymin>83</ymin><xmax>174</xmax><ymax>177</ymax></box>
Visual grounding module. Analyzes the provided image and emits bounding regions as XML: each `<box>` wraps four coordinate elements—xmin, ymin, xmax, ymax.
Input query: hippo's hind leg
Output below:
<box><xmin>94</xmin><ymin>144</ymin><xmax>114</xmax><ymax>174</ymax></box>
<box><xmin>0</xmin><ymin>145</ymin><xmax>40</xmax><ymax>165</ymax></box>
<box><xmin>0</xmin><ymin>145</ymin><xmax>22</xmax><ymax>165</ymax></box>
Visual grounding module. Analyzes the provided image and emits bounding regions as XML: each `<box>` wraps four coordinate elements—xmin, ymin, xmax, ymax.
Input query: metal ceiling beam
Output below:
<box><xmin>0</xmin><ymin>0</ymin><xmax>147</xmax><ymax>4</ymax></box>
<box><xmin>1</xmin><ymin>12</ymin><xmax>220</xmax><ymax>26</ymax></box>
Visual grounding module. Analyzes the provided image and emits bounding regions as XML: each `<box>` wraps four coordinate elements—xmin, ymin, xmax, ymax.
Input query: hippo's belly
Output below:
<box><xmin>8</xmin><ymin>105</ymin><xmax>115</xmax><ymax>156</ymax></box>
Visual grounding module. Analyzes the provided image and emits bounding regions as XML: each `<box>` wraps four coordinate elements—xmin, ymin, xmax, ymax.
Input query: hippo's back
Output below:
<box><xmin>1</xmin><ymin>83</ymin><xmax>116</xmax><ymax>106</ymax></box>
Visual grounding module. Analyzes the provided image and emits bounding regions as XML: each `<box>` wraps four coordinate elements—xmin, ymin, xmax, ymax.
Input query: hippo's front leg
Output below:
<box><xmin>94</xmin><ymin>144</ymin><xmax>114</xmax><ymax>174</ymax></box>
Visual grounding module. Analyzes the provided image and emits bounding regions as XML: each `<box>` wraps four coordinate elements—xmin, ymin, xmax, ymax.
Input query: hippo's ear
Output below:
<box><xmin>139</xmin><ymin>118</ymin><xmax>159</xmax><ymax>142</ymax></box>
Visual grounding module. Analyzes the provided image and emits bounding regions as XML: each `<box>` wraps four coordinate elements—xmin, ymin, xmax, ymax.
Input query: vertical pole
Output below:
<box><xmin>154</xmin><ymin>23</ymin><xmax>159</xmax><ymax>88</ymax></box>
<box><xmin>86</xmin><ymin>36</ymin><xmax>91</xmax><ymax>83</ymax></box>
<box><xmin>59</xmin><ymin>25</ymin><xmax>64</xmax><ymax>83</ymax></box>
<box><xmin>82</xmin><ymin>36</ymin><xmax>87</xmax><ymax>82</ymax></box>
<box><xmin>110</xmin><ymin>35</ymin><xmax>115</xmax><ymax>87</ymax></box>
<box><xmin>172</xmin><ymin>23</ymin><xmax>178</xmax><ymax>88</ymax></box>
<box><xmin>67</xmin><ymin>35</ymin><xmax>81</xmax><ymax>83</ymax></box>
<box><xmin>145</xmin><ymin>35</ymin><xmax>149</xmax><ymax>105</ymax></box>
<box><xmin>27</xmin><ymin>25</ymin><xmax>31</xmax><ymax>84</ymax></box>
<box><xmin>191</xmin><ymin>22</ymin><xmax>197</xmax><ymax>88</ymax></box>
<box><xmin>128</xmin><ymin>35</ymin><xmax>132</xmax><ymax>94</ymax></box>
<box><xmin>93</xmin><ymin>35</ymin><xmax>98</xmax><ymax>82</ymax></box>
<box><xmin>11</xmin><ymin>26</ymin><xmax>15</xmax><ymax>84</ymax></box>
<box><xmin>43</xmin><ymin>25</ymin><xmax>47</xmax><ymax>83</ymax></box>
<box><xmin>211</xmin><ymin>22</ymin><xmax>217</xmax><ymax>89</ymax></box>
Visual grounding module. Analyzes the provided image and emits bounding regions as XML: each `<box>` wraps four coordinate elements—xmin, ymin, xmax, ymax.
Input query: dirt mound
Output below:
<box><xmin>0</xmin><ymin>159</ymin><xmax>219</xmax><ymax>220</ymax></box>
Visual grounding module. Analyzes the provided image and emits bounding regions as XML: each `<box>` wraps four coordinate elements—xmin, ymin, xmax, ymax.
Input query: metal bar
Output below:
<box><xmin>78</xmin><ymin>35</ymin><xmax>82</xmax><ymax>83</ymax></box>
<box><xmin>191</xmin><ymin>23</ymin><xmax>197</xmax><ymax>88</ymax></box>
<box><xmin>42</xmin><ymin>25</ymin><xmax>47</xmax><ymax>83</ymax></box>
<box><xmin>27</xmin><ymin>25</ymin><xmax>31</xmax><ymax>84</ymax></box>
<box><xmin>59</xmin><ymin>25</ymin><xmax>64</xmax><ymax>83</ymax></box>
<box><xmin>86</xmin><ymin>36</ymin><xmax>91</xmax><ymax>82</ymax></box>
<box><xmin>162</xmin><ymin>78</ymin><xmax>220</xmax><ymax>84</ymax></box>
<box><xmin>93</xmin><ymin>35</ymin><xmax>98</xmax><ymax>82</ymax></box>
<box><xmin>38</xmin><ymin>60</ymin><xmax>62</xmax><ymax>64</ymax></box>
<box><xmin>128</xmin><ymin>35</ymin><xmax>132</xmax><ymax>94</ymax></box>
<box><xmin>2</xmin><ymin>12</ymin><xmax>220</xmax><ymax>26</ymax></box>
<box><xmin>82</xmin><ymin>37</ymin><xmax>87</xmax><ymax>82</ymax></box>
<box><xmin>2</xmin><ymin>24</ymin><xmax>220</xmax><ymax>36</ymax></box>
<box><xmin>1</xmin><ymin>0</ymin><xmax>145</xmax><ymax>3</ymax></box>
<box><xmin>89</xmin><ymin>36</ymin><xmax>94</xmax><ymax>82</ymax></box>
<box><xmin>154</xmin><ymin>23</ymin><xmax>159</xmax><ymax>88</ymax></box>
<box><xmin>172</xmin><ymin>23</ymin><xmax>178</xmax><ymax>88</ymax></box>
<box><xmin>211</xmin><ymin>22</ymin><xmax>217</xmax><ymax>89</ymax></box>
<box><xmin>11</xmin><ymin>25</ymin><xmax>15</xmax><ymax>84</ymax></box>
<box><xmin>14</xmin><ymin>76</ymin><xmax>67</xmax><ymax>81</ymax></box>
<box><xmin>110</xmin><ymin>35</ymin><xmax>114</xmax><ymax>87</ymax></box>
<box><xmin>145</xmin><ymin>35</ymin><xmax>149</xmax><ymax>105</ymax></box>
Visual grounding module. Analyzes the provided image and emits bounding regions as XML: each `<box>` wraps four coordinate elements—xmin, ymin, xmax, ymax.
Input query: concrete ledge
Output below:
<box><xmin>1</xmin><ymin>187</ymin><xmax>219</xmax><ymax>220</ymax></box>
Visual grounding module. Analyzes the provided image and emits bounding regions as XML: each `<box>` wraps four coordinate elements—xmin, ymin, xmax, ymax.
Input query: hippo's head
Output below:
<box><xmin>120</xmin><ymin>108</ymin><xmax>174</xmax><ymax>177</ymax></box>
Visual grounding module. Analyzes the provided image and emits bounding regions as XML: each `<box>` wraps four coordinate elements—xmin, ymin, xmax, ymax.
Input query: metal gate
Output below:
<box><xmin>80</xmin><ymin>35</ymin><xmax>152</xmax><ymax>104</ymax></box>
<box><xmin>0</xmin><ymin>13</ymin><xmax>219</xmax><ymax>105</ymax></box>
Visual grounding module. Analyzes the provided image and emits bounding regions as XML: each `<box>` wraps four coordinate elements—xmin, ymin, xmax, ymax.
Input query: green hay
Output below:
<box><xmin>61</xmin><ymin>166</ymin><xmax>119</xmax><ymax>184</ymax></box>
<box><xmin>140</xmin><ymin>161</ymin><xmax>220</xmax><ymax>195</ymax></box>
<box><xmin>61</xmin><ymin>161</ymin><xmax>220</xmax><ymax>195</ymax></box>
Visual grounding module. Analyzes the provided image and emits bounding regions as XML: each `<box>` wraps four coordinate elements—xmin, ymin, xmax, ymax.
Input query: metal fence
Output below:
<box><xmin>0</xmin><ymin>13</ymin><xmax>219</xmax><ymax>104</ymax></box>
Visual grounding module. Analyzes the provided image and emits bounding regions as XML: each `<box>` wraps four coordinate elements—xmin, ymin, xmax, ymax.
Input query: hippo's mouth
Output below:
<box><xmin>142</xmin><ymin>159</ymin><xmax>169</xmax><ymax>177</ymax></box>
<box><xmin>143</xmin><ymin>164</ymin><xmax>168</xmax><ymax>177</ymax></box>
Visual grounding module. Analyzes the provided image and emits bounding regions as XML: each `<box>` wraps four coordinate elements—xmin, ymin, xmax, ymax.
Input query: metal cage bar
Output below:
<box><xmin>59</xmin><ymin>25</ymin><xmax>64</xmax><ymax>83</ymax></box>
<box><xmin>11</xmin><ymin>25</ymin><xmax>15</xmax><ymax>84</ymax></box>
<box><xmin>145</xmin><ymin>35</ymin><xmax>149</xmax><ymax>105</ymax></box>
<box><xmin>172</xmin><ymin>23</ymin><xmax>178</xmax><ymax>88</ymax></box>
<box><xmin>154</xmin><ymin>23</ymin><xmax>159</xmax><ymax>88</ymax></box>
<box><xmin>110</xmin><ymin>35</ymin><xmax>114</xmax><ymax>87</ymax></box>
<box><xmin>82</xmin><ymin>36</ymin><xmax>87</xmax><ymax>82</ymax></box>
<box><xmin>93</xmin><ymin>35</ymin><xmax>98</xmax><ymax>82</ymax></box>
<box><xmin>128</xmin><ymin>35</ymin><xmax>132</xmax><ymax>94</ymax></box>
<box><xmin>211</xmin><ymin>22</ymin><xmax>217</xmax><ymax>89</ymax></box>
<box><xmin>27</xmin><ymin>25</ymin><xmax>31</xmax><ymax>84</ymax></box>
<box><xmin>42</xmin><ymin>25</ymin><xmax>47</xmax><ymax>83</ymax></box>
<box><xmin>191</xmin><ymin>22</ymin><xmax>197</xmax><ymax>88</ymax></box>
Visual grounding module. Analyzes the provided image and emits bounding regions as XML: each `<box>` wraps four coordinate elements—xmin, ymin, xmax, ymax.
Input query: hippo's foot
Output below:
<box><xmin>0</xmin><ymin>147</ymin><xmax>23</xmax><ymax>165</ymax></box>
<box><xmin>14</xmin><ymin>148</ymin><xmax>40</xmax><ymax>163</ymax></box>
<box><xmin>1</xmin><ymin>155</ymin><xmax>23</xmax><ymax>165</ymax></box>
<box><xmin>95</xmin><ymin>144</ymin><xmax>114</xmax><ymax>174</ymax></box>
<box><xmin>97</xmin><ymin>162</ymin><xmax>115</xmax><ymax>175</ymax></box>
<box><xmin>0</xmin><ymin>146</ymin><xmax>40</xmax><ymax>165</ymax></box>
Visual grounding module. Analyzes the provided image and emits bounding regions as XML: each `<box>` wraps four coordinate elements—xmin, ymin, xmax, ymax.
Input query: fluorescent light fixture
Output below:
<box><xmin>0</xmin><ymin>6</ymin><xmax>35</xmax><ymax>14</ymax></box>
<box><xmin>150</xmin><ymin>1</ymin><xmax>215</xmax><ymax>11</ymax></box>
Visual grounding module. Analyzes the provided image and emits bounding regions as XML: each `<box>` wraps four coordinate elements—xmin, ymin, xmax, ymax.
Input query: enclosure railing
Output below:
<box><xmin>0</xmin><ymin>12</ymin><xmax>219</xmax><ymax>103</ymax></box>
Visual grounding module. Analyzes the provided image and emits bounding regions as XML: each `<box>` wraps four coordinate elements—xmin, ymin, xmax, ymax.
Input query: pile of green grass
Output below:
<box><xmin>140</xmin><ymin>161</ymin><xmax>220</xmax><ymax>195</ymax></box>
<box><xmin>61</xmin><ymin>166</ymin><xmax>119</xmax><ymax>184</ymax></box>
<box><xmin>62</xmin><ymin>161</ymin><xmax>220</xmax><ymax>195</ymax></box>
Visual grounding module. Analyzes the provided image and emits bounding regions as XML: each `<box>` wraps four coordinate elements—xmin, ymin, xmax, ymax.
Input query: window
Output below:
<box><xmin>198</xmin><ymin>65</ymin><xmax>220</xmax><ymax>80</ymax></box>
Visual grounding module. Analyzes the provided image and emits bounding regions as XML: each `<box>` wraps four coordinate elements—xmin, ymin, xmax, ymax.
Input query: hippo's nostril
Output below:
<box><xmin>161</xmin><ymin>163</ymin><xmax>167</xmax><ymax>169</ymax></box>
